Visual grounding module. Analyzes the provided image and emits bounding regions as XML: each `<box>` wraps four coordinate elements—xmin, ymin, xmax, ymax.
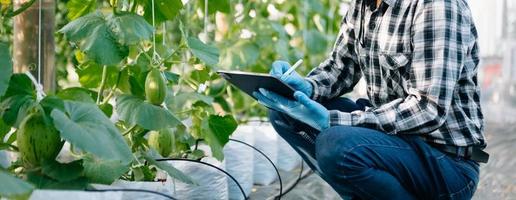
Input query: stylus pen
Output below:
<box><xmin>280</xmin><ymin>59</ymin><xmax>304</xmax><ymax>79</ymax></box>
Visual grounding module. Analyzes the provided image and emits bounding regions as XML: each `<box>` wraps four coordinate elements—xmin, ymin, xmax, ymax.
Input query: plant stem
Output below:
<box><xmin>4</xmin><ymin>0</ymin><xmax>36</xmax><ymax>18</ymax></box>
<box><xmin>97</xmin><ymin>65</ymin><xmax>108</xmax><ymax>104</ymax></box>
<box><xmin>174</xmin><ymin>109</ymin><xmax>193</xmax><ymax>115</ymax></box>
<box><xmin>102</xmin><ymin>70</ymin><xmax>123</xmax><ymax>105</ymax></box>
<box><xmin>174</xmin><ymin>53</ymin><xmax>188</xmax><ymax>96</ymax></box>
<box><xmin>155</xmin><ymin>45</ymin><xmax>185</xmax><ymax>67</ymax></box>
<box><xmin>123</xmin><ymin>125</ymin><xmax>138</xmax><ymax>136</ymax></box>
<box><xmin>130</xmin><ymin>0</ymin><xmax>137</xmax><ymax>13</ymax></box>
<box><xmin>226</xmin><ymin>85</ymin><xmax>238</xmax><ymax>117</ymax></box>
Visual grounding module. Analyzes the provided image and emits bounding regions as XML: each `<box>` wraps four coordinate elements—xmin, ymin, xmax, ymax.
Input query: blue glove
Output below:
<box><xmin>253</xmin><ymin>88</ymin><xmax>329</xmax><ymax>131</ymax></box>
<box><xmin>270</xmin><ymin>61</ymin><xmax>313</xmax><ymax>97</ymax></box>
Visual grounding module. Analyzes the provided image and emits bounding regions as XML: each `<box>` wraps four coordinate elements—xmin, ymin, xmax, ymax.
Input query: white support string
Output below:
<box><xmin>151</xmin><ymin>0</ymin><xmax>160</xmax><ymax>65</ymax></box>
<box><xmin>162</xmin><ymin>22</ymin><xmax>166</xmax><ymax>46</ymax></box>
<box><xmin>25</xmin><ymin>71</ymin><xmax>46</xmax><ymax>101</ymax></box>
<box><xmin>149</xmin><ymin>0</ymin><xmax>167</xmax><ymax>86</ymax></box>
<box><xmin>204</xmin><ymin>0</ymin><xmax>208</xmax><ymax>42</ymax></box>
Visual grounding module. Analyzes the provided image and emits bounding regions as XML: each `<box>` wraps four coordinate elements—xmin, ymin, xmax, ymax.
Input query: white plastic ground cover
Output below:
<box><xmin>276</xmin><ymin>133</ymin><xmax>302</xmax><ymax>171</ymax></box>
<box><xmin>169</xmin><ymin>157</ymin><xmax>228</xmax><ymax>199</ymax></box>
<box><xmin>251</xmin><ymin>122</ymin><xmax>279</xmax><ymax>185</ymax></box>
<box><xmin>223</xmin><ymin>125</ymin><xmax>255</xmax><ymax>200</ymax></box>
<box><xmin>92</xmin><ymin>180</ymin><xmax>174</xmax><ymax>200</ymax></box>
<box><xmin>29</xmin><ymin>190</ymin><xmax>123</xmax><ymax>200</ymax></box>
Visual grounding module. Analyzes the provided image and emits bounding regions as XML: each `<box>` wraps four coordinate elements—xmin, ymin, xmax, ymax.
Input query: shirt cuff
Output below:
<box><xmin>328</xmin><ymin>110</ymin><xmax>354</xmax><ymax>126</ymax></box>
<box><xmin>305</xmin><ymin>78</ymin><xmax>320</xmax><ymax>101</ymax></box>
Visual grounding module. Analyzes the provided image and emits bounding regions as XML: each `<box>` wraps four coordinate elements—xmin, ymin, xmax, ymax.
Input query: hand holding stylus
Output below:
<box><xmin>269</xmin><ymin>60</ymin><xmax>313</xmax><ymax>97</ymax></box>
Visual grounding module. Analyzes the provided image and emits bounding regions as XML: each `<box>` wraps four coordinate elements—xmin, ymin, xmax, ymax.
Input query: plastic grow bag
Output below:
<box><xmin>223</xmin><ymin>125</ymin><xmax>255</xmax><ymax>200</ymax></box>
<box><xmin>251</xmin><ymin>122</ymin><xmax>278</xmax><ymax>185</ymax></box>
<box><xmin>29</xmin><ymin>190</ymin><xmax>123</xmax><ymax>200</ymax></box>
<box><xmin>276</xmin><ymin>132</ymin><xmax>302</xmax><ymax>171</ymax></box>
<box><xmin>90</xmin><ymin>180</ymin><xmax>175</xmax><ymax>200</ymax></box>
<box><xmin>169</xmin><ymin>157</ymin><xmax>228</xmax><ymax>200</ymax></box>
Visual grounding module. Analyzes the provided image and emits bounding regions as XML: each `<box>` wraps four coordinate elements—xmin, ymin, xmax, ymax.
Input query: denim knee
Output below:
<box><xmin>315</xmin><ymin>126</ymin><xmax>367</xmax><ymax>176</ymax></box>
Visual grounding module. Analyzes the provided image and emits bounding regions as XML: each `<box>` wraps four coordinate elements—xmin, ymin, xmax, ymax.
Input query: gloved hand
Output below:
<box><xmin>253</xmin><ymin>88</ymin><xmax>329</xmax><ymax>131</ymax></box>
<box><xmin>270</xmin><ymin>61</ymin><xmax>313</xmax><ymax>97</ymax></box>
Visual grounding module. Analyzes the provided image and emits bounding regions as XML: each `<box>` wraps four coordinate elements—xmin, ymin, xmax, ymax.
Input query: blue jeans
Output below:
<box><xmin>269</xmin><ymin>97</ymin><xmax>480</xmax><ymax>200</ymax></box>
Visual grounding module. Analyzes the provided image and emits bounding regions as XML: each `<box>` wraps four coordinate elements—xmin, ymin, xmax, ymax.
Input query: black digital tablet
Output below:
<box><xmin>217</xmin><ymin>70</ymin><xmax>296</xmax><ymax>100</ymax></box>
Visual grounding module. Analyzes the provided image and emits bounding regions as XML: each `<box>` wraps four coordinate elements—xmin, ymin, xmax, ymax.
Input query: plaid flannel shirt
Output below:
<box><xmin>306</xmin><ymin>0</ymin><xmax>486</xmax><ymax>148</ymax></box>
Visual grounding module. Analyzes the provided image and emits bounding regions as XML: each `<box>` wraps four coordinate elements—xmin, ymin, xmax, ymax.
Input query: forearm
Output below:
<box><xmin>327</xmin><ymin>92</ymin><xmax>448</xmax><ymax>135</ymax></box>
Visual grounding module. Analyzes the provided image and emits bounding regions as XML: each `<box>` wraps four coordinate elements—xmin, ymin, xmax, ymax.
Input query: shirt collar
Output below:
<box><xmin>382</xmin><ymin>0</ymin><xmax>398</xmax><ymax>7</ymax></box>
<box><xmin>365</xmin><ymin>0</ymin><xmax>398</xmax><ymax>11</ymax></box>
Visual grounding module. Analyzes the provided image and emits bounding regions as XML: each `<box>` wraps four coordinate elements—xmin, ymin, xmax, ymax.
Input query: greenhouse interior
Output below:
<box><xmin>0</xmin><ymin>0</ymin><xmax>515</xmax><ymax>199</ymax></box>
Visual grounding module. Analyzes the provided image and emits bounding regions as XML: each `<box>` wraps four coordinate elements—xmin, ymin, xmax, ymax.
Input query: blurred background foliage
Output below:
<box><xmin>2</xmin><ymin>0</ymin><xmax>352</xmax><ymax>119</ymax></box>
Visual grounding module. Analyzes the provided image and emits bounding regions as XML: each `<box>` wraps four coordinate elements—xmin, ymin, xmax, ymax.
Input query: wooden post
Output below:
<box><xmin>12</xmin><ymin>0</ymin><xmax>55</xmax><ymax>93</ymax></box>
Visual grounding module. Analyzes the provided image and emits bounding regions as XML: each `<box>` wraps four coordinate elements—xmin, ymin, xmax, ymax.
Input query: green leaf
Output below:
<box><xmin>190</xmin><ymin>68</ymin><xmax>210</xmax><ymax>83</ymax></box>
<box><xmin>26</xmin><ymin>171</ymin><xmax>89</xmax><ymax>190</ymax></box>
<box><xmin>304</xmin><ymin>29</ymin><xmax>328</xmax><ymax>54</ymax></box>
<box><xmin>39</xmin><ymin>95</ymin><xmax>65</xmax><ymax>115</ymax></box>
<box><xmin>99</xmin><ymin>103</ymin><xmax>113</xmax><ymax>117</ymax></box>
<box><xmin>0</xmin><ymin>95</ymin><xmax>36</xmax><ymax>127</ymax></box>
<box><xmin>82</xmin><ymin>154</ymin><xmax>129</xmax><ymax>184</ymax></box>
<box><xmin>236</xmin><ymin>42</ymin><xmax>260</xmax><ymax>66</ymax></box>
<box><xmin>306</xmin><ymin>0</ymin><xmax>324</xmax><ymax>14</ymax></box>
<box><xmin>50</xmin><ymin>101</ymin><xmax>132</xmax><ymax>163</ymax></box>
<box><xmin>187</xmin><ymin>37</ymin><xmax>220</xmax><ymax>67</ymax></box>
<box><xmin>81</xmin><ymin>23</ymin><xmax>128</xmax><ymax>66</ymax></box>
<box><xmin>60</xmin><ymin>12</ymin><xmax>128</xmax><ymax>66</ymax></box>
<box><xmin>275</xmin><ymin>39</ymin><xmax>290</xmax><ymax>62</ymax></box>
<box><xmin>155</xmin><ymin>0</ymin><xmax>183</xmax><ymax>20</ymax></box>
<box><xmin>0</xmin><ymin>74</ymin><xmax>37</xmax><ymax>127</ymax></box>
<box><xmin>132</xmin><ymin>53</ymin><xmax>152</xmax><ymax>74</ymax></box>
<box><xmin>1</xmin><ymin>73</ymin><xmax>35</xmax><ymax>100</ymax></box>
<box><xmin>108</xmin><ymin>12</ymin><xmax>154</xmax><ymax>45</ymax></box>
<box><xmin>0</xmin><ymin>143</ymin><xmax>12</xmax><ymax>151</ymax></box>
<box><xmin>204</xmin><ymin>115</ymin><xmax>237</xmax><ymax>160</ymax></box>
<box><xmin>59</xmin><ymin>12</ymin><xmax>106</xmax><ymax>42</ymax></box>
<box><xmin>76</xmin><ymin>62</ymin><xmax>118</xmax><ymax>89</ymax></box>
<box><xmin>143</xmin><ymin>0</ymin><xmax>183</xmax><ymax>23</ymax></box>
<box><xmin>0</xmin><ymin>170</ymin><xmax>34</xmax><ymax>198</ymax></box>
<box><xmin>128</xmin><ymin>75</ymin><xmax>146</xmax><ymax>98</ymax></box>
<box><xmin>200</xmin><ymin>0</ymin><xmax>230</xmax><ymax>14</ymax></box>
<box><xmin>0</xmin><ymin>42</ymin><xmax>13</xmax><ymax>98</ymax></box>
<box><xmin>132</xmin><ymin>165</ymin><xmax>156</xmax><ymax>181</ymax></box>
<box><xmin>116</xmin><ymin>94</ymin><xmax>181</xmax><ymax>130</ymax></box>
<box><xmin>186</xmin><ymin>149</ymin><xmax>205</xmax><ymax>160</ymax></box>
<box><xmin>41</xmin><ymin>160</ymin><xmax>84</xmax><ymax>182</ymax></box>
<box><xmin>143</xmin><ymin>150</ymin><xmax>196</xmax><ymax>185</ymax></box>
<box><xmin>166</xmin><ymin>92</ymin><xmax>213</xmax><ymax>111</ymax></box>
<box><xmin>66</xmin><ymin>0</ymin><xmax>96</xmax><ymax>20</ymax></box>
<box><xmin>0</xmin><ymin>119</ymin><xmax>10</xmax><ymax>141</ymax></box>
<box><xmin>56</xmin><ymin>87</ymin><xmax>97</xmax><ymax>103</ymax></box>
<box><xmin>163</xmin><ymin>71</ymin><xmax>179</xmax><ymax>85</ymax></box>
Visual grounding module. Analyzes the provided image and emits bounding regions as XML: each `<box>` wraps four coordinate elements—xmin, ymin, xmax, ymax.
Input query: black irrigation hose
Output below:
<box><xmin>155</xmin><ymin>158</ymin><xmax>248</xmax><ymax>200</ymax></box>
<box><xmin>275</xmin><ymin>162</ymin><xmax>314</xmax><ymax>198</ymax></box>
<box><xmin>86</xmin><ymin>139</ymin><xmax>304</xmax><ymax>200</ymax></box>
<box><xmin>281</xmin><ymin>161</ymin><xmax>305</xmax><ymax>196</ymax></box>
<box><xmin>229</xmin><ymin>138</ymin><xmax>283</xmax><ymax>200</ymax></box>
<box><xmin>85</xmin><ymin>188</ymin><xmax>177</xmax><ymax>200</ymax></box>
